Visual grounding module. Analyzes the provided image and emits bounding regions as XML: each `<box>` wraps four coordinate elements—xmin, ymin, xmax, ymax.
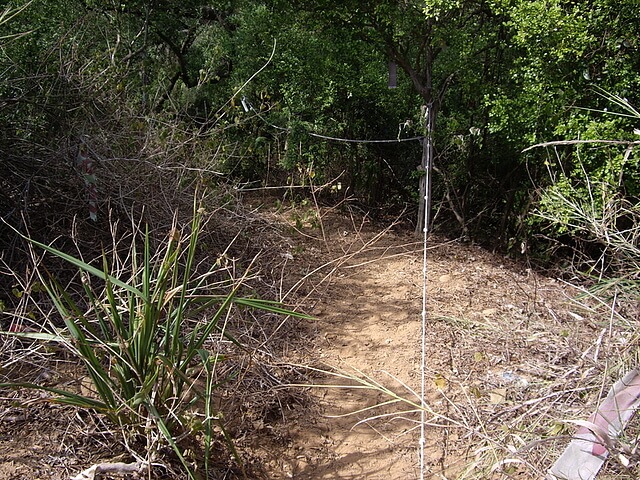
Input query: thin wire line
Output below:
<box><xmin>308</xmin><ymin>132</ymin><xmax>424</xmax><ymax>143</ymax></box>
<box><xmin>420</xmin><ymin>204</ymin><xmax>428</xmax><ymax>479</ymax></box>
<box><xmin>248</xmin><ymin>104</ymin><xmax>424</xmax><ymax>144</ymax></box>
<box><xmin>419</xmin><ymin>109</ymin><xmax>432</xmax><ymax>480</ymax></box>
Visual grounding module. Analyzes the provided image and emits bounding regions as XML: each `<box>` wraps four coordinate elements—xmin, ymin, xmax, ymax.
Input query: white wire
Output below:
<box><xmin>420</xmin><ymin>202</ymin><xmax>428</xmax><ymax>480</ymax></box>
<box><xmin>248</xmin><ymin>103</ymin><xmax>424</xmax><ymax>144</ymax></box>
<box><xmin>308</xmin><ymin>131</ymin><xmax>424</xmax><ymax>143</ymax></box>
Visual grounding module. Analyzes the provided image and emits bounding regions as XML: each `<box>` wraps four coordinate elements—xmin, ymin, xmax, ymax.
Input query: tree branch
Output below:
<box><xmin>523</xmin><ymin>139</ymin><xmax>640</xmax><ymax>152</ymax></box>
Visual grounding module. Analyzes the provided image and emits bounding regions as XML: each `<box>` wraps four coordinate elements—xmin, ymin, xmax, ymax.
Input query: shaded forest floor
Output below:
<box><xmin>1</xmin><ymin>197</ymin><xmax>637</xmax><ymax>479</ymax></box>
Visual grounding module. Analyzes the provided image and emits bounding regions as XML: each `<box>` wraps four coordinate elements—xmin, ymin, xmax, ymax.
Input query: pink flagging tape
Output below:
<box><xmin>548</xmin><ymin>369</ymin><xmax>640</xmax><ymax>480</ymax></box>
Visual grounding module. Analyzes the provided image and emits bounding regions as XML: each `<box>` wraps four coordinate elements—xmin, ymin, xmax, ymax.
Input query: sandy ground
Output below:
<box><xmin>253</xmin><ymin>206</ymin><xmax>609</xmax><ymax>480</ymax></box>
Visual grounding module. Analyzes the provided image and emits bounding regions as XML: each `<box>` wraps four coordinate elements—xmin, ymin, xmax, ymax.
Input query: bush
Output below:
<box><xmin>532</xmin><ymin>92</ymin><xmax>640</xmax><ymax>301</ymax></box>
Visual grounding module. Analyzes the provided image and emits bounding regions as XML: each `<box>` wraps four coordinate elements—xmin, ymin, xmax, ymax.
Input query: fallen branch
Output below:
<box><xmin>70</xmin><ymin>461</ymin><xmax>146</xmax><ymax>480</ymax></box>
<box><xmin>523</xmin><ymin>139</ymin><xmax>640</xmax><ymax>152</ymax></box>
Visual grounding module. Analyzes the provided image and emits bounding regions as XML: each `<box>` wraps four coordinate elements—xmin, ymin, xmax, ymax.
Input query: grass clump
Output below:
<box><xmin>1</xmin><ymin>204</ymin><xmax>310</xmax><ymax>478</ymax></box>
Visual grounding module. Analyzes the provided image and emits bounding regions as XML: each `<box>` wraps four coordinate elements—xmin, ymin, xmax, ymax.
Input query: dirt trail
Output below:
<box><xmin>268</xmin><ymin>217</ymin><xmax>596</xmax><ymax>480</ymax></box>
<box><xmin>292</xmin><ymin>237</ymin><xmax>427</xmax><ymax>479</ymax></box>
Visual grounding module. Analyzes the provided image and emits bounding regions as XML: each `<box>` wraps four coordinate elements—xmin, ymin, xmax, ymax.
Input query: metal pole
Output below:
<box><xmin>416</xmin><ymin>104</ymin><xmax>434</xmax><ymax>235</ymax></box>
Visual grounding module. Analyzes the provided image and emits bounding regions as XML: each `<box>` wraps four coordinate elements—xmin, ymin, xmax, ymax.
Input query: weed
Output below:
<box><xmin>1</xmin><ymin>206</ymin><xmax>310</xmax><ymax>478</ymax></box>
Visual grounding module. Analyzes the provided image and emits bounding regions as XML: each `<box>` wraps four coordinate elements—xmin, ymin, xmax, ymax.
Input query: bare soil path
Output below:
<box><xmin>1</xmin><ymin>203</ymin><xmax>633</xmax><ymax>480</ymax></box>
<box><xmin>261</xmin><ymin>208</ymin><xmax>618</xmax><ymax>480</ymax></box>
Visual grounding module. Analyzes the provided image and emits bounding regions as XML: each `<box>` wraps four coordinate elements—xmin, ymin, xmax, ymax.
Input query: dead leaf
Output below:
<box><xmin>473</xmin><ymin>351</ymin><xmax>485</xmax><ymax>362</ymax></box>
<box><xmin>489</xmin><ymin>388</ymin><xmax>507</xmax><ymax>404</ymax></box>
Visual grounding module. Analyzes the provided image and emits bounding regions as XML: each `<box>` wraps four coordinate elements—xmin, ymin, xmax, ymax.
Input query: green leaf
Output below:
<box><xmin>0</xmin><ymin>382</ymin><xmax>108</xmax><ymax>411</ymax></box>
<box><xmin>8</xmin><ymin>225</ymin><xmax>146</xmax><ymax>300</ymax></box>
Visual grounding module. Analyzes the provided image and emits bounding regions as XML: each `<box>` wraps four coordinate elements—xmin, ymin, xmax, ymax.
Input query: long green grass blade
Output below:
<box><xmin>197</xmin><ymin>348</ymin><xmax>216</xmax><ymax>477</ymax></box>
<box><xmin>0</xmin><ymin>382</ymin><xmax>109</xmax><ymax>411</ymax></box>
<box><xmin>146</xmin><ymin>402</ymin><xmax>196</xmax><ymax>480</ymax></box>
<box><xmin>0</xmin><ymin>331</ymin><xmax>66</xmax><ymax>341</ymax></box>
<box><xmin>13</xmin><ymin>228</ymin><xmax>146</xmax><ymax>299</ymax></box>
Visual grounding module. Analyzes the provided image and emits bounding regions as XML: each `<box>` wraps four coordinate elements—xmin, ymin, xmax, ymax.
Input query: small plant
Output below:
<box><xmin>1</xmin><ymin>206</ymin><xmax>310</xmax><ymax>478</ymax></box>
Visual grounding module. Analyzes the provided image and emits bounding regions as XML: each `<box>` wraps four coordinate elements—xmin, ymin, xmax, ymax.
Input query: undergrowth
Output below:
<box><xmin>1</xmin><ymin>204</ymin><xmax>311</xmax><ymax>479</ymax></box>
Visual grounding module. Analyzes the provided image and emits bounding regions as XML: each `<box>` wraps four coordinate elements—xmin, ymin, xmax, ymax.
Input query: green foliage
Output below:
<box><xmin>204</xmin><ymin>0</ymin><xmax>640</xmax><ymax>239</ymax></box>
<box><xmin>1</xmin><ymin>208</ymin><xmax>310</xmax><ymax>478</ymax></box>
<box><xmin>538</xmin><ymin>91</ymin><xmax>640</xmax><ymax>231</ymax></box>
<box><xmin>205</xmin><ymin>1</ymin><xmax>421</xmax><ymax>202</ymax></box>
<box><xmin>532</xmin><ymin>90</ymin><xmax>640</xmax><ymax>285</ymax></box>
<box><xmin>2</xmin><ymin>0</ymin><xmax>640</xmax><ymax>248</ymax></box>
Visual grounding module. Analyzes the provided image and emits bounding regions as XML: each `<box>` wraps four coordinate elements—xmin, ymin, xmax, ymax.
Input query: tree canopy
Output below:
<box><xmin>1</xmin><ymin>0</ymin><xmax>639</xmax><ymax>252</ymax></box>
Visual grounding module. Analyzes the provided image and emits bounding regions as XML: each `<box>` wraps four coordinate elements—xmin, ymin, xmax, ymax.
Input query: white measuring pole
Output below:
<box><xmin>419</xmin><ymin>104</ymin><xmax>433</xmax><ymax>480</ymax></box>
